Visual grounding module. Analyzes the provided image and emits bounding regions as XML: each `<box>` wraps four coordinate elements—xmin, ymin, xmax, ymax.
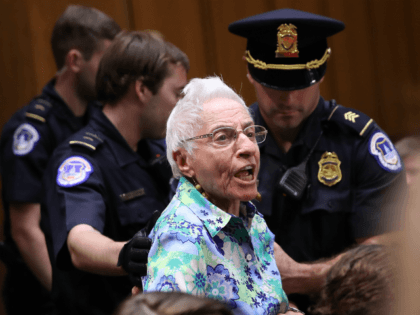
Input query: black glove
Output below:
<box><xmin>118</xmin><ymin>210</ymin><xmax>161</xmax><ymax>287</ymax></box>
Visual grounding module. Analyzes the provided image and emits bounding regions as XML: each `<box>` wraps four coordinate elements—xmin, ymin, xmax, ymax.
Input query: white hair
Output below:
<box><xmin>166</xmin><ymin>76</ymin><xmax>250</xmax><ymax>178</ymax></box>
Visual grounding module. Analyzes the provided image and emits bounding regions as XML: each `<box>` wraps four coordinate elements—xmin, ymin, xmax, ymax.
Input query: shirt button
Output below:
<box><xmin>246</xmin><ymin>254</ymin><xmax>252</xmax><ymax>261</ymax></box>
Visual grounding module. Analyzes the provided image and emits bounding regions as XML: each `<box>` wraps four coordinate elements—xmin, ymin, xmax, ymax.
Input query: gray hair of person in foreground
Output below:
<box><xmin>166</xmin><ymin>76</ymin><xmax>250</xmax><ymax>179</ymax></box>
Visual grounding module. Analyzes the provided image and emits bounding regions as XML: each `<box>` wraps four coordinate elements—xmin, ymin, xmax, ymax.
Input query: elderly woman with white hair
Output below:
<box><xmin>142</xmin><ymin>77</ymin><xmax>292</xmax><ymax>315</ymax></box>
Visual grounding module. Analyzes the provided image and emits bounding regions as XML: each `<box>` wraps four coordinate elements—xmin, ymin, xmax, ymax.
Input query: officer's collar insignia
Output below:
<box><xmin>57</xmin><ymin>156</ymin><xmax>93</xmax><ymax>187</ymax></box>
<box><xmin>318</xmin><ymin>152</ymin><xmax>342</xmax><ymax>187</ymax></box>
<box><xmin>12</xmin><ymin>123</ymin><xmax>40</xmax><ymax>156</ymax></box>
<box><xmin>369</xmin><ymin>132</ymin><xmax>402</xmax><ymax>173</ymax></box>
<box><xmin>275</xmin><ymin>24</ymin><xmax>299</xmax><ymax>58</ymax></box>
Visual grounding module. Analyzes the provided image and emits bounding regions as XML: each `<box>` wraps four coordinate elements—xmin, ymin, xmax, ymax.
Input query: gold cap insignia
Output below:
<box><xmin>275</xmin><ymin>24</ymin><xmax>299</xmax><ymax>58</ymax></box>
<box><xmin>318</xmin><ymin>152</ymin><xmax>342</xmax><ymax>187</ymax></box>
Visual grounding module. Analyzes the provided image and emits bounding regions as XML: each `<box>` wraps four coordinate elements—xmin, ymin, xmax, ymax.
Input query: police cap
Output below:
<box><xmin>228</xmin><ymin>8</ymin><xmax>345</xmax><ymax>91</ymax></box>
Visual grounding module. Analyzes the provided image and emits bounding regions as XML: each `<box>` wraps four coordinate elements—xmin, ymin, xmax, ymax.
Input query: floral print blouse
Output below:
<box><xmin>143</xmin><ymin>177</ymin><xmax>289</xmax><ymax>315</ymax></box>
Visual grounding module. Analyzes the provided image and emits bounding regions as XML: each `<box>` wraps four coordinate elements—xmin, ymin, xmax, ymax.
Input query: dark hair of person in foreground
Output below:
<box><xmin>114</xmin><ymin>291</ymin><xmax>233</xmax><ymax>315</ymax></box>
<box><xmin>310</xmin><ymin>244</ymin><xmax>395</xmax><ymax>315</ymax></box>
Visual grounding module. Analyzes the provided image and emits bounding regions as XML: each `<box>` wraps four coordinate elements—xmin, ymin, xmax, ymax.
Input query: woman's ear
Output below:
<box><xmin>173</xmin><ymin>149</ymin><xmax>195</xmax><ymax>178</ymax></box>
<box><xmin>135</xmin><ymin>80</ymin><xmax>152</xmax><ymax>104</ymax></box>
<box><xmin>66</xmin><ymin>49</ymin><xmax>84</xmax><ymax>73</ymax></box>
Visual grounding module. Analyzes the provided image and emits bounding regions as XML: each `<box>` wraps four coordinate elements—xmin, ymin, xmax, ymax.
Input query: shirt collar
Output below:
<box><xmin>43</xmin><ymin>79</ymin><xmax>103</xmax><ymax>130</ymax></box>
<box><xmin>89</xmin><ymin>110</ymin><xmax>146</xmax><ymax>167</ymax></box>
<box><xmin>294</xmin><ymin>96</ymin><xmax>325</xmax><ymax>149</ymax></box>
<box><xmin>176</xmin><ymin>177</ymin><xmax>257</xmax><ymax>237</ymax></box>
<box><xmin>250</xmin><ymin>97</ymin><xmax>329</xmax><ymax>158</ymax></box>
<box><xmin>42</xmin><ymin>79</ymin><xmax>82</xmax><ymax>128</ymax></box>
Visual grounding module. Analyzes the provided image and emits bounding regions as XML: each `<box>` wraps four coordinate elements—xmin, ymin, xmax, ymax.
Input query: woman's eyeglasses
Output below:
<box><xmin>184</xmin><ymin>125</ymin><xmax>267</xmax><ymax>147</ymax></box>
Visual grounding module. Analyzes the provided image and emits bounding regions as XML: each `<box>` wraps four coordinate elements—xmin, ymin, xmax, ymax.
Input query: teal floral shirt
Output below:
<box><xmin>143</xmin><ymin>177</ymin><xmax>289</xmax><ymax>315</ymax></box>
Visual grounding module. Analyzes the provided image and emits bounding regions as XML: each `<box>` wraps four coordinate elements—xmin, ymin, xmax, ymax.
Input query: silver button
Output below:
<box><xmin>246</xmin><ymin>253</ymin><xmax>252</xmax><ymax>261</ymax></box>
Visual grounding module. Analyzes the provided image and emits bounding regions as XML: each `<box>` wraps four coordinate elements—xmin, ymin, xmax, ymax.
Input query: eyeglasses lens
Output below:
<box><xmin>212</xmin><ymin>126</ymin><xmax>266</xmax><ymax>146</ymax></box>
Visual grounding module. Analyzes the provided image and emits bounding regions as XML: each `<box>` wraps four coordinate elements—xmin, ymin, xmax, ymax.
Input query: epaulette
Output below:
<box><xmin>327</xmin><ymin>103</ymin><xmax>375</xmax><ymax>137</ymax></box>
<box><xmin>25</xmin><ymin>98</ymin><xmax>53</xmax><ymax>123</ymax></box>
<box><xmin>69</xmin><ymin>130</ymin><xmax>104</xmax><ymax>152</ymax></box>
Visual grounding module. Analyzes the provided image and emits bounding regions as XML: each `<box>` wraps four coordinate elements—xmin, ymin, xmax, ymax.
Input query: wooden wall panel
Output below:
<box><xmin>202</xmin><ymin>0</ymin><xmax>276</xmax><ymax>105</ymax></box>
<box><xmin>0</xmin><ymin>0</ymin><xmax>38</xmax><ymax>131</ymax></box>
<box><xmin>401</xmin><ymin>0</ymin><xmax>420</xmax><ymax>137</ymax></box>
<box><xmin>325</xmin><ymin>0</ymin><xmax>378</xmax><ymax>118</ymax></box>
<box><xmin>130</xmin><ymin>0</ymin><xmax>209</xmax><ymax>83</ymax></box>
<box><xmin>24</xmin><ymin>0</ymin><xmax>131</xmax><ymax>93</ymax></box>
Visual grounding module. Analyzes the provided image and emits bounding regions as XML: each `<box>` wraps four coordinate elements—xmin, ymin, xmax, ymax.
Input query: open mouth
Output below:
<box><xmin>234</xmin><ymin>165</ymin><xmax>254</xmax><ymax>181</ymax></box>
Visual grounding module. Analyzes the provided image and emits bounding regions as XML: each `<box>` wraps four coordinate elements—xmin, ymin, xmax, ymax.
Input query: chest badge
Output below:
<box><xmin>275</xmin><ymin>24</ymin><xmax>299</xmax><ymax>58</ymax></box>
<box><xmin>318</xmin><ymin>152</ymin><xmax>342</xmax><ymax>187</ymax></box>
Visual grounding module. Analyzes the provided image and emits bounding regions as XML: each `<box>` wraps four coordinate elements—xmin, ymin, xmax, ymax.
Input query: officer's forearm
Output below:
<box><xmin>67</xmin><ymin>224</ymin><xmax>127</xmax><ymax>276</ymax></box>
<box><xmin>10</xmin><ymin>202</ymin><xmax>52</xmax><ymax>291</ymax></box>
<box><xmin>273</xmin><ymin>242</ymin><xmax>340</xmax><ymax>294</ymax></box>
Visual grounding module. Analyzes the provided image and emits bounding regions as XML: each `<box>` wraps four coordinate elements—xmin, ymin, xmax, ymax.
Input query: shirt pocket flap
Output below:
<box><xmin>301</xmin><ymin>188</ymin><xmax>351</xmax><ymax>215</ymax></box>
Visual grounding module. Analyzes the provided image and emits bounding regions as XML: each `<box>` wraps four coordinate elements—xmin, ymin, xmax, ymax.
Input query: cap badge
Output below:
<box><xmin>276</xmin><ymin>24</ymin><xmax>299</xmax><ymax>58</ymax></box>
<box><xmin>318</xmin><ymin>152</ymin><xmax>342</xmax><ymax>187</ymax></box>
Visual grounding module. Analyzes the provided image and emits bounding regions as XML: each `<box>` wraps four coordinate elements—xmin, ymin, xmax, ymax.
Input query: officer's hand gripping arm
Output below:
<box><xmin>117</xmin><ymin>210</ymin><xmax>161</xmax><ymax>286</ymax></box>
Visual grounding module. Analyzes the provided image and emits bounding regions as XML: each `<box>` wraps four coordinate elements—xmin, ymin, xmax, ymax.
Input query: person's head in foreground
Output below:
<box><xmin>114</xmin><ymin>291</ymin><xmax>233</xmax><ymax>315</ymax></box>
<box><xmin>310</xmin><ymin>244</ymin><xmax>395</xmax><ymax>315</ymax></box>
<box><xmin>142</xmin><ymin>76</ymin><xmax>291</xmax><ymax>314</ymax></box>
<box><xmin>395</xmin><ymin>135</ymin><xmax>420</xmax><ymax>186</ymax></box>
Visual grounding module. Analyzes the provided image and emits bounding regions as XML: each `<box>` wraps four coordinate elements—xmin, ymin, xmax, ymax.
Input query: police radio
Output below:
<box><xmin>278</xmin><ymin>130</ymin><xmax>323</xmax><ymax>200</ymax></box>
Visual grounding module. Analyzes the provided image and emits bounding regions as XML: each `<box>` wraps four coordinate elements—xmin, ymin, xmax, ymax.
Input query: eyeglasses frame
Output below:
<box><xmin>183</xmin><ymin>124</ymin><xmax>268</xmax><ymax>145</ymax></box>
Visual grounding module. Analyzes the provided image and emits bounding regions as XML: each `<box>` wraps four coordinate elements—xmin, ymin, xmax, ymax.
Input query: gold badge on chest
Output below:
<box><xmin>318</xmin><ymin>152</ymin><xmax>342</xmax><ymax>187</ymax></box>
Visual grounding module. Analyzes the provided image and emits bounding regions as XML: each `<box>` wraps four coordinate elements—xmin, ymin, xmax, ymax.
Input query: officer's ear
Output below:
<box><xmin>135</xmin><ymin>80</ymin><xmax>153</xmax><ymax>105</ymax></box>
<box><xmin>246</xmin><ymin>68</ymin><xmax>255</xmax><ymax>86</ymax></box>
<box><xmin>173</xmin><ymin>149</ymin><xmax>195</xmax><ymax>178</ymax></box>
<box><xmin>66</xmin><ymin>49</ymin><xmax>85</xmax><ymax>73</ymax></box>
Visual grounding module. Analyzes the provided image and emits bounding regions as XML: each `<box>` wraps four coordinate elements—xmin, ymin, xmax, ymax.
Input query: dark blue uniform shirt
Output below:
<box><xmin>41</xmin><ymin>109</ymin><xmax>172</xmax><ymax>315</ymax></box>
<box><xmin>0</xmin><ymin>79</ymin><xmax>94</xmax><ymax>241</ymax></box>
<box><xmin>251</xmin><ymin>97</ymin><xmax>405</xmax><ymax>263</ymax></box>
<box><xmin>0</xmin><ymin>79</ymin><xmax>97</xmax><ymax>315</ymax></box>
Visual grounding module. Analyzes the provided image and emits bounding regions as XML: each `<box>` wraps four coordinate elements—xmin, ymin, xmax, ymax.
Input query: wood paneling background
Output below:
<box><xmin>0</xmin><ymin>0</ymin><xmax>418</xmax><ymax>313</ymax></box>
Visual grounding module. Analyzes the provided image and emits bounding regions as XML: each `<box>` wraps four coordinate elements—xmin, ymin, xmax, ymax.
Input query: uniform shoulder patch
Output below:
<box><xmin>328</xmin><ymin>105</ymin><xmax>375</xmax><ymax>137</ymax></box>
<box><xmin>12</xmin><ymin>123</ymin><xmax>40</xmax><ymax>156</ymax></box>
<box><xmin>57</xmin><ymin>156</ymin><xmax>94</xmax><ymax>187</ymax></box>
<box><xmin>369</xmin><ymin>132</ymin><xmax>402</xmax><ymax>172</ymax></box>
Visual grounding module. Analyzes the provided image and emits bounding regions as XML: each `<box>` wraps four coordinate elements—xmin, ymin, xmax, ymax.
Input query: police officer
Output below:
<box><xmin>41</xmin><ymin>31</ymin><xmax>189</xmax><ymax>315</ymax></box>
<box><xmin>0</xmin><ymin>6</ymin><xmax>120</xmax><ymax>314</ymax></box>
<box><xmin>228</xmin><ymin>8</ymin><xmax>406</xmax><ymax>311</ymax></box>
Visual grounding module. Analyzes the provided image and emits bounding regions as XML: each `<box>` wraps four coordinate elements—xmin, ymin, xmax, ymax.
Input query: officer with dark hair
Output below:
<box><xmin>0</xmin><ymin>5</ymin><xmax>121</xmax><ymax>315</ymax></box>
<box><xmin>41</xmin><ymin>31</ymin><xmax>188</xmax><ymax>315</ymax></box>
<box><xmin>228</xmin><ymin>8</ymin><xmax>406</xmax><ymax>311</ymax></box>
